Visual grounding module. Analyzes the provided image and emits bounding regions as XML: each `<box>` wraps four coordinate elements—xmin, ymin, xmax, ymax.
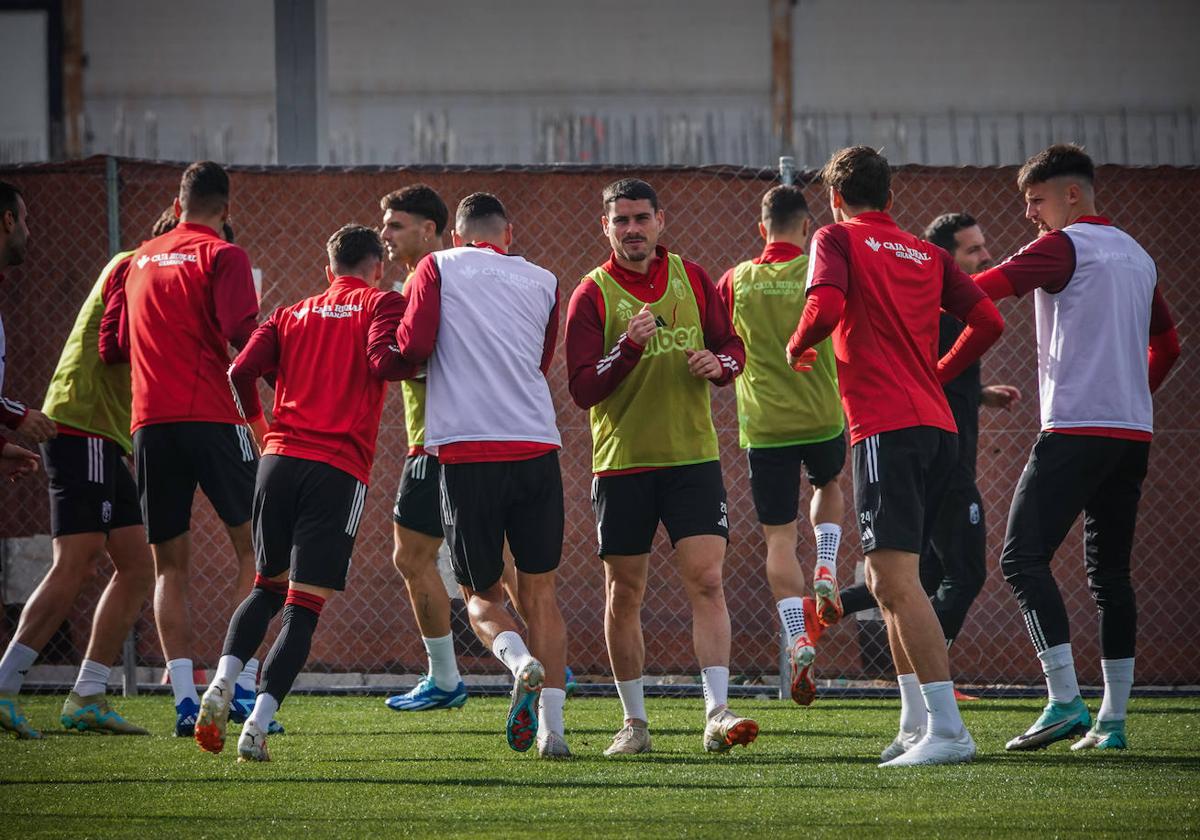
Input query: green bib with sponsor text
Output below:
<box><xmin>42</xmin><ymin>251</ymin><xmax>136</xmax><ymax>453</ymax></box>
<box><xmin>587</xmin><ymin>252</ymin><xmax>719</xmax><ymax>471</ymax></box>
<box><xmin>399</xmin><ymin>271</ymin><xmax>426</xmax><ymax>448</ymax></box>
<box><xmin>730</xmin><ymin>255</ymin><xmax>843</xmax><ymax>448</ymax></box>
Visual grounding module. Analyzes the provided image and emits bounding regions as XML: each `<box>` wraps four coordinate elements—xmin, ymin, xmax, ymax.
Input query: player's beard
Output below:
<box><xmin>619</xmin><ymin>237</ymin><xmax>649</xmax><ymax>262</ymax></box>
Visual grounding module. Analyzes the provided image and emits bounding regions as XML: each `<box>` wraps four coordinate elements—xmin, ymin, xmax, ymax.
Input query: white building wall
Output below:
<box><xmin>64</xmin><ymin>0</ymin><xmax>1200</xmax><ymax>166</ymax></box>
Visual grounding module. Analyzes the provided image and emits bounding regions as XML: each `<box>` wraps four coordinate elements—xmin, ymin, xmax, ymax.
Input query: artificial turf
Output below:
<box><xmin>1</xmin><ymin>695</ymin><xmax>1197</xmax><ymax>838</ymax></box>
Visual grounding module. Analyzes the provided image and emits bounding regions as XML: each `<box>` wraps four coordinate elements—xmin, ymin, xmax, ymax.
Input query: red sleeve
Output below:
<box><xmin>692</xmin><ymin>262</ymin><xmax>744</xmax><ymax>386</ymax></box>
<box><xmin>1148</xmin><ymin>286</ymin><xmax>1180</xmax><ymax>392</ymax></box>
<box><xmin>226</xmin><ymin>311</ymin><xmax>280</xmax><ymax>423</ymax></box>
<box><xmin>939</xmin><ymin>249</ymin><xmax>988</xmax><ymax>320</ymax></box>
<box><xmin>98</xmin><ymin>257</ymin><xmax>131</xmax><ymax>364</ymax></box>
<box><xmin>805</xmin><ymin>224</ymin><xmax>851</xmax><ymax>293</ymax></box>
<box><xmin>565</xmin><ymin>278</ymin><xmax>644</xmax><ymax>409</ymax></box>
<box><xmin>0</xmin><ymin>396</ymin><xmax>27</xmax><ymax>429</ymax></box>
<box><xmin>787</xmin><ymin>285</ymin><xmax>845</xmax><ymax>355</ymax></box>
<box><xmin>974</xmin><ymin>231</ymin><xmax>1075</xmax><ymax>300</ymax></box>
<box><xmin>936</xmin><ymin>298</ymin><xmax>1005</xmax><ymax>383</ymax></box>
<box><xmin>211</xmin><ymin>244</ymin><xmax>260</xmax><ymax>350</ymax></box>
<box><xmin>367</xmin><ymin>291</ymin><xmax>420</xmax><ymax>382</ymax></box>
<box><xmin>395</xmin><ymin>253</ymin><xmax>441</xmax><ymax>364</ymax></box>
<box><xmin>715</xmin><ymin>268</ymin><xmax>735</xmax><ymax>321</ymax></box>
<box><xmin>540</xmin><ymin>291</ymin><xmax>560</xmax><ymax>376</ymax></box>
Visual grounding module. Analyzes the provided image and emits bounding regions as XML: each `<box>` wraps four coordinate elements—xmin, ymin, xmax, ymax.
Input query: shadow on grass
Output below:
<box><xmin>0</xmin><ymin>773</ymin><xmax>875</xmax><ymax>791</ymax></box>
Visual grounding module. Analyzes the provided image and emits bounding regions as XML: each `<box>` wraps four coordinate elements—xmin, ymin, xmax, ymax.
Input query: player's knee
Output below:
<box><xmin>865</xmin><ymin>572</ymin><xmax>914</xmax><ymax>612</ymax></box>
<box><xmin>391</xmin><ymin>543</ymin><xmax>435</xmax><ymax>579</ymax></box>
<box><xmin>683</xmin><ymin>566</ymin><xmax>724</xmax><ymax>604</ymax></box>
<box><xmin>605</xmin><ymin>575</ymin><xmax>645</xmax><ymax>615</ymax></box>
<box><xmin>1088</xmin><ymin>570</ymin><xmax>1134</xmax><ymax>607</ymax></box>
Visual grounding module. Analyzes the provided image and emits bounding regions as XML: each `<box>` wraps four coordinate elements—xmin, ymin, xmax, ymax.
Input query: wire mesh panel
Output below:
<box><xmin>0</xmin><ymin>157</ymin><xmax>1195</xmax><ymax>686</ymax></box>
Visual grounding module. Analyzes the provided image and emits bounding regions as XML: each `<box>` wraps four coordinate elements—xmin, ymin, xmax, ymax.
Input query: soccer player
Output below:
<box><xmin>0</xmin><ymin>212</ymin><xmax>196</xmax><ymax>738</ymax></box>
<box><xmin>397</xmin><ymin>193</ymin><xmax>570</xmax><ymax>758</ymax></box>
<box><xmin>714</xmin><ymin>184</ymin><xmax>845</xmax><ymax>707</ymax></box>
<box><xmin>0</xmin><ymin>180</ymin><xmax>57</xmax><ymax>738</ymax></box>
<box><xmin>376</xmin><ymin>185</ymin><xmax>469</xmax><ymax>713</ymax></box>
<box><xmin>99</xmin><ymin>162</ymin><xmax>261</xmax><ymax>736</ymax></box>
<box><xmin>829</xmin><ymin>213</ymin><xmax>1020</xmax><ymax>703</ymax></box>
<box><xmin>566</xmin><ymin>178</ymin><xmax>755</xmax><ymax>755</ymax></box>
<box><xmin>972</xmin><ymin>145</ymin><xmax>1180</xmax><ymax>752</ymax></box>
<box><xmin>196</xmin><ymin>224</ymin><xmax>416</xmax><ymax>762</ymax></box>
<box><xmin>787</xmin><ymin>147</ymin><xmax>1004</xmax><ymax>766</ymax></box>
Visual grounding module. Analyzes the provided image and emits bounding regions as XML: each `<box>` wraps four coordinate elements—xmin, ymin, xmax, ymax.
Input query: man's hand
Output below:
<box><xmin>1</xmin><ymin>442</ymin><xmax>40</xmax><ymax>481</ymax></box>
<box><xmin>684</xmin><ymin>348</ymin><xmax>723</xmax><ymax>380</ymax></box>
<box><xmin>788</xmin><ymin>347</ymin><xmax>818</xmax><ymax>372</ymax></box>
<box><xmin>249</xmin><ymin>416</ymin><xmax>270</xmax><ymax>453</ymax></box>
<box><xmin>626</xmin><ymin>303</ymin><xmax>658</xmax><ymax>347</ymax></box>
<box><xmin>17</xmin><ymin>408</ymin><xmax>56</xmax><ymax>443</ymax></box>
<box><xmin>982</xmin><ymin>384</ymin><xmax>1021</xmax><ymax>410</ymax></box>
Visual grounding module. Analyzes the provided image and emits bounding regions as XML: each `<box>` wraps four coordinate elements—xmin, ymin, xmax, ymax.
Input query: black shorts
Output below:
<box><xmin>591</xmin><ymin>459</ymin><xmax>729</xmax><ymax>557</ymax></box>
<box><xmin>393</xmin><ymin>453</ymin><xmax>443</xmax><ymax>538</ymax></box>
<box><xmin>439</xmin><ymin>451</ymin><xmax>563</xmax><ymax>591</ymax></box>
<box><xmin>133</xmin><ymin>421</ymin><xmax>258</xmax><ymax>544</ymax></box>
<box><xmin>852</xmin><ymin>427</ymin><xmax>957</xmax><ymax>555</ymax></box>
<box><xmin>747</xmin><ymin>434</ymin><xmax>847</xmax><ymax>526</ymax></box>
<box><xmin>253</xmin><ymin>454</ymin><xmax>366</xmax><ymax>592</ymax></box>
<box><xmin>41</xmin><ymin>435</ymin><xmax>142</xmax><ymax>537</ymax></box>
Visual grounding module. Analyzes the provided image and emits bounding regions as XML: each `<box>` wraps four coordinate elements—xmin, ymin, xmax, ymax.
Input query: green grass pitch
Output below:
<box><xmin>2</xmin><ymin>695</ymin><xmax>1198</xmax><ymax>838</ymax></box>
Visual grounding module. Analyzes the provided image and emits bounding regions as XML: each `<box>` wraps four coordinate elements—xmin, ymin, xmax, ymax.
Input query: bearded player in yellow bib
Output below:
<box><xmin>715</xmin><ymin>185</ymin><xmax>847</xmax><ymax>707</ymax></box>
<box><xmin>566</xmin><ymin>178</ymin><xmax>754</xmax><ymax>755</ymax></box>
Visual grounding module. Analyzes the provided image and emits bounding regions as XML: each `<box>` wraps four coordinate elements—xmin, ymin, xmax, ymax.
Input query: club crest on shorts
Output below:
<box><xmin>101</xmin><ymin>501</ymin><xmax>112</xmax><ymax>524</ymax></box>
<box><xmin>969</xmin><ymin>502</ymin><xmax>980</xmax><ymax>525</ymax></box>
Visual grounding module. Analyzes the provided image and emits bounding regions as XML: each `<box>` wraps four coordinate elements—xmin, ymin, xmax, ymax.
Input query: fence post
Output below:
<box><xmin>776</xmin><ymin>155</ymin><xmax>798</xmax><ymax>700</ymax></box>
<box><xmin>105</xmin><ymin>156</ymin><xmax>139</xmax><ymax>698</ymax></box>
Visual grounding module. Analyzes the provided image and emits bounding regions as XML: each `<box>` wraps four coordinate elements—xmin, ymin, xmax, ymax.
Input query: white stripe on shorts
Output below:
<box><xmin>236</xmin><ymin>426</ymin><xmax>254</xmax><ymax>462</ymax></box>
<box><xmin>345</xmin><ymin>482</ymin><xmax>367</xmax><ymax>537</ymax></box>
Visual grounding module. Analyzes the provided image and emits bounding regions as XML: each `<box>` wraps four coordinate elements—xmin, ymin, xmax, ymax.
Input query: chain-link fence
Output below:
<box><xmin>0</xmin><ymin>157</ymin><xmax>1195</xmax><ymax>686</ymax></box>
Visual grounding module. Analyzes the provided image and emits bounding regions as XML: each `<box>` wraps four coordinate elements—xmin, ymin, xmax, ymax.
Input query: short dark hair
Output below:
<box><xmin>327</xmin><ymin>224</ymin><xmax>385</xmax><ymax>273</ymax></box>
<box><xmin>923</xmin><ymin>213</ymin><xmax>978</xmax><ymax>254</ymax></box>
<box><xmin>819</xmin><ymin>146</ymin><xmax>891</xmax><ymax>211</ymax></box>
<box><xmin>151</xmin><ymin>206</ymin><xmax>233</xmax><ymax>242</ymax></box>
<box><xmin>1017</xmin><ymin>144</ymin><xmax>1095</xmax><ymax>191</ymax></box>
<box><xmin>179</xmin><ymin>161</ymin><xmax>230</xmax><ymax>217</ymax></box>
<box><xmin>0</xmin><ymin>180</ymin><xmax>23</xmax><ymax>221</ymax></box>
<box><xmin>380</xmin><ymin>184</ymin><xmax>449</xmax><ymax>236</ymax></box>
<box><xmin>602</xmin><ymin>178</ymin><xmax>659</xmax><ymax>212</ymax></box>
<box><xmin>455</xmin><ymin>192</ymin><xmax>508</xmax><ymax>232</ymax></box>
<box><xmin>761</xmin><ymin>185</ymin><xmax>809</xmax><ymax>233</ymax></box>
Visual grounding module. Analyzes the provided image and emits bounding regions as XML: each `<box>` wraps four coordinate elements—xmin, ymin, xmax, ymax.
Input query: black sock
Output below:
<box><xmin>222</xmin><ymin>576</ymin><xmax>288</xmax><ymax>663</ymax></box>
<box><xmin>839</xmin><ymin>583</ymin><xmax>876</xmax><ymax>615</ymax></box>
<box><xmin>260</xmin><ymin>592</ymin><xmax>325</xmax><ymax>704</ymax></box>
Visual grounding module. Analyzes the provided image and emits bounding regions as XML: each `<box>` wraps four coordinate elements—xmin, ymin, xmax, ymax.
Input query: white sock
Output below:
<box><xmin>423</xmin><ymin>634</ymin><xmax>461</xmax><ymax>691</ymax></box>
<box><xmin>921</xmin><ymin>680</ymin><xmax>965</xmax><ymax>738</ymax></box>
<box><xmin>236</xmin><ymin>657</ymin><xmax>259</xmax><ymax>692</ymax></box>
<box><xmin>491</xmin><ymin>631</ymin><xmax>531</xmax><ymax>678</ymax></box>
<box><xmin>1098</xmin><ymin>657</ymin><xmax>1135</xmax><ymax>722</ymax></box>
<box><xmin>1038</xmin><ymin>643</ymin><xmax>1080</xmax><ymax>704</ymax></box>
<box><xmin>215</xmin><ymin>655</ymin><xmax>244</xmax><ymax>690</ymax></box>
<box><xmin>0</xmin><ymin>641</ymin><xmax>38</xmax><ymax>694</ymax></box>
<box><xmin>167</xmin><ymin>658</ymin><xmax>199</xmax><ymax>706</ymax></box>
<box><xmin>73</xmin><ymin>659</ymin><xmax>111</xmax><ymax>698</ymax></box>
<box><xmin>616</xmin><ymin>677</ymin><xmax>647</xmax><ymax>723</ymax></box>
<box><xmin>897</xmin><ymin>673</ymin><xmax>925</xmax><ymax>733</ymax></box>
<box><xmin>814</xmin><ymin>522</ymin><xmax>841</xmax><ymax>576</ymax></box>
<box><xmin>701</xmin><ymin>666</ymin><xmax>730</xmax><ymax>718</ymax></box>
<box><xmin>777</xmin><ymin>597</ymin><xmax>807</xmax><ymax>647</ymax></box>
<box><xmin>538</xmin><ymin>687</ymin><xmax>566</xmax><ymax>737</ymax></box>
<box><xmin>247</xmin><ymin>692</ymin><xmax>279</xmax><ymax>732</ymax></box>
